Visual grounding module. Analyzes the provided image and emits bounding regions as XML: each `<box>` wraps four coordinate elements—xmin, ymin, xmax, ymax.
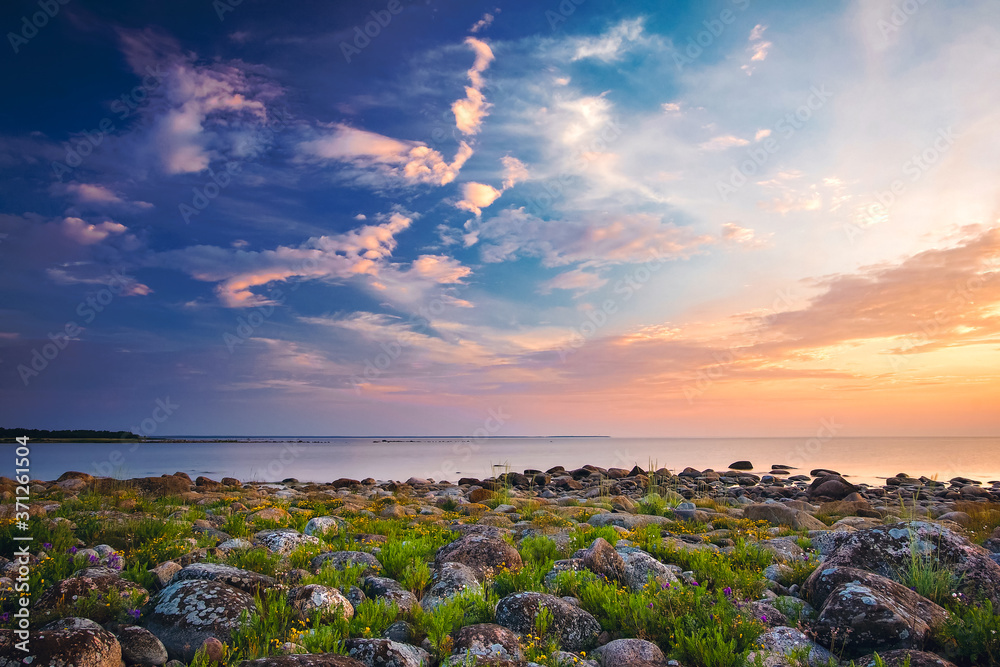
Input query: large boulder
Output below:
<box><xmin>818</xmin><ymin>521</ymin><xmax>1000</xmax><ymax>606</ymax></box>
<box><xmin>144</xmin><ymin>579</ymin><xmax>256</xmax><ymax>662</ymax></box>
<box><xmin>495</xmin><ymin>592</ymin><xmax>601</xmax><ymax>651</ymax></box>
<box><xmin>304</xmin><ymin>516</ymin><xmax>347</xmax><ymax>537</ymax></box>
<box><xmin>744</xmin><ymin>503</ymin><xmax>827</xmax><ymax>530</ymax></box>
<box><xmin>586</xmin><ymin>513</ymin><xmax>671</xmax><ymax>530</ymax></box>
<box><xmin>363</xmin><ymin>576</ymin><xmax>419</xmax><ymax>613</ymax></box>
<box><xmin>452</xmin><ymin>623</ymin><xmax>524</xmax><ymax>661</ymax></box>
<box><xmin>343</xmin><ymin>638</ymin><xmax>430</xmax><ymax>667</ymax></box>
<box><xmin>420</xmin><ymin>562</ymin><xmax>482</xmax><ymax>610</ymax></box>
<box><xmin>592</xmin><ymin>638</ymin><xmax>664</xmax><ymax>667</ymax></box>
<box><xmin>118</xmin><ymin>625</ymin><xmax>169</xmax><ymax>666</ymax></box>
<box><xmin>746</xmin><ymin>626</ymin><xmax>834</xmax><ymax>667</ymax></box>
<box><xmin>808</xmin><ymin>568</ymin><xmax>948</xmax><ymax>658</ymax></box>
<box><xmin>238</xmin><ymin>655</ymin><xmax>366</xmax><ymax>667</ymax></box>
<box><xmin>579</xmin><ymin>538</ymin><xmax>625</xmax><ymax>583</ymax></box>
<box><xmin>311</xmin><ymin>550</ymin><xmax>381</xmax><ymax>574</ymax></box>
<box><xmin>33</xmin><ymin>570</ymin><xmax>149</xmax><ymax>623</ymax></box>
<box><xmin>0</xmin><ymin>618</ymin><xmax>121</xmax><ymax>667</ymax></box>
<box><xmin>808</xmin><ymin>475</ymin><xmax>858</xmax><ymax>500</ymax></box>
<box><xmin>436</xmin><ymin>533</ymin><xmax>523</xmax><ymax>580</ymax></box>
<box><xmin>288</xmin><ymin>584</ymin><xmax>355</xmax><ymax>621</ymax></box>
<box><xmin>619</xmin><ymin>549</ymin><xmax>679</xmax><ymax>591</ymax></box>
<box><xmin>254</xmin><ymin>528</ymin><xmax>320</xmax><ymax>555</ymax></box>
<box><xmin>167</xmin><ymin>562</ymin><xmax>277</xmax><ymax>595</ymax></box>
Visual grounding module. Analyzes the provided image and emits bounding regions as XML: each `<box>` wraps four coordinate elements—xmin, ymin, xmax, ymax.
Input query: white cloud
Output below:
<box><xmin>61</xmin><ymin>217</ymin><xmax>128</xmax><ymax>245</ymax></box>
<box><xmin>699</xmin><ymin>135</ymin><xmax>750</xmax><ymax>151</ymax></box>
<box><xmin>571</xmin><ymin>18</ymin><xmax>646</xmax><ymax>62</ymax></box>
<box><xmin>66</xmin><ymin>183</ymin><xmax>123</xmax><ymax>204</ymax></box>
<box><xmin>539</xmin><ymin>268</ymin><xmax>608</xmax><ymax>295</ymax></box>
<box><xmin>470</xmin><ymin>12</ymin><xmax>496</xmax><ymax>33</ymax></box>
<box><xmin>455</xmin><ymin>182</ymin><xmax>503</xmax><ymax>216</ymax></box>
<box><xmin>452</xmin><ymin>38</ymin><xmax>495</xmax><ymax>135</ymax></box>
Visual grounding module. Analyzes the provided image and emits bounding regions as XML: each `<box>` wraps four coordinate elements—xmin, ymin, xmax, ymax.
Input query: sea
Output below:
<box><xmin>13</xmin><ymin>436</ymin><xmax>1000</xmax><ymax>487</ymax></box>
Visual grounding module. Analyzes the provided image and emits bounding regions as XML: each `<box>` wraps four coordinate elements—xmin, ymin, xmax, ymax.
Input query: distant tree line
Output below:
<box><xmin>0</xmin><ymin>428</ymin><xmax>137</xmax><ymax>440</ymax></box>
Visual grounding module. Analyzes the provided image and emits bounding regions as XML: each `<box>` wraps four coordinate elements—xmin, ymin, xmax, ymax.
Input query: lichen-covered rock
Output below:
<box><xmin>544</xmin><ymin>558</ymin><xmax>588</xmax><ymax>588</ymax></box>
<box><xmin>852</xmin><ymin>649</ymin><xmax>958</xmax><ymax>667</ymax></box>
<box><xmin>237</xmin><ymin>654</ymin><xmax>367</xmax><ymax>666</ymax></box>
<box><xmin>0</xmin><ymin>618</ymin><xmax>121</xmax><ymax>667</ymax></box>
<box><xmin>343</xmin><ymin>638</ymin><xmax>430</xmax><ymax>667</ymax></box>
<box><xmin>818</xmin><ymin>522</ymin><xmax>1000</xmax><ymax>606</ymax></box>
<box><xmin>33</xmin><ymin>570</ymin><xmax>149</xmax><ymax>623</ymax></box>
<box><xmin>746</xmin><ymin>626</ymin><xmax>834</xmax><ymax>667</ymax></box>
<box><xmin>254</xmin><ymin>528</ymin><xmax>320</xmax><ymax>555</ymax></box>
<box><xmin>119</xmin><ymin>625</ymin><xmax>169</xmax><ymax>666</ymax></box>
<box><xmin>619</xmin><ymin>549</ymin><xmax>678</xmax><ymax>591</ymax></box>
<box><xmin>592</xmin><ymin>638</ymin><xmax>664</xmax><ymax>667</ymax></box>
<box><xmin>421</xmin><ymin>561</ymin><xmax>482</xmax><ymax>610</ymax></box>
<box><xmin>149</xmin><ymin>560</ymin><xmax>183</xmax><ymax>588</ymax></box>
<box><xmin>758</xmin><ymin>537</ymin><xmax>807</xmax><ymax>563</ymax></box>
<box><xmin>452</xmin><ymin>623</ymin><xmax>524</xmax><ymax>661</ymax></box>
<box><xmin>168</xmin><ymin>562</ymin><xmax>278</xmax><ymax>595</ymax></box>
<box><xmin>744</xmin><ymin>503</ymin><xmax>826</xmax><ymax>530</ymax></box>
<box><xmin>288</xmin><ymin>584</ymin><xmax>355</xmax><ymax>621</ymax></box>
<box><xmin>809</xmin><ymin>569</ymin><xmax>948</xmax><ymax>658</ymax></box>
<box><xmin>145</xmin><ymin>579</ymin><xmax>256</xmax><ymax>662</ymax></box>
<box><xmin>436</xmin><ymin>533</ymin><xmax>523</xmax><ymax>581</ymax></box>
<box><xmin>495</xmin><ymin>592</ymin><xmax>601</xmax><ymax>651</ymax></box>
<box><xmin>304</xmin><ymin>516</ymin><xmax>346</xmax><ymax>537</ymax></box>
<box><xmin>362</xmin><ymin>576</ymin><xmax>419</xmax><ymax>613</ymax></box>
<box><xmin>586</xmin><ymin>513</ymin><xmax>671</xmax><ymax>530</ymax></box>
<box><xmin>578</xmin><ymin>538</ymin><xmax>625</xmax><ymax>583</ymax></box>
<box><xmin>311</xmin><ymin>550</ymin><xmax>381</xmax><ymax>575</ymax></box>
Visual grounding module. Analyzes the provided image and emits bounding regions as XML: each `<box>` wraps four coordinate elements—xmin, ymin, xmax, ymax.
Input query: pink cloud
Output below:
<box><xmin>452</xmin><ymin>38</ymin><xmax>494</xmax><ymax>135</ymax></box>
<box><xmin>61</xmin><ymin>217</ymin><xmax>128</xmax><ymax>245</ymax></box>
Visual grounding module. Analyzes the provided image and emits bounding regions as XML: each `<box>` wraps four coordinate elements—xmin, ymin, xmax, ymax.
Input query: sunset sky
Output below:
<box><xmin>1</xmin><ymin>0</ymin><xmax>998</xmax><ymax>437</ymax></box>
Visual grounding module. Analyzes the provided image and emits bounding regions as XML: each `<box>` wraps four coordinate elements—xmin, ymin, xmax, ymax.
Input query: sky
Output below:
<box><xmin>0</xmin><ymin>0</ymin><xmax>998</xmax><ymax>438</ymax></box>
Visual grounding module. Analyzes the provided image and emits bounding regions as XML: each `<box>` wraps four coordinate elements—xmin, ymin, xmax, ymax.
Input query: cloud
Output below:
<box><xmin>661</xmin><ymin>102</ymin><xmax>681</xmax><ymax>113</ymax></box>
<box><xmin>46</xmin><ymin>266</ymin><xmax>151</xmax><ymax>295</ymax></box>
<box><xmin>452</xmin><ymin>38</ymin><xmax>495</xmax><ymax>135</ymax></box>
<box><xmin>749</xmin><ymin>24</ymin><xmax>768</xmax><ymax>41</ymax></box>
<box><xmin>699</xmin><ymin>135</ymin><xmax>750</xmax><ymax>151</ymax></box>
<box><xmin>117</xmin><ymin>28</ymin><xmax>280</xmax><ymax>175</ymax></box>
<box><xmin>407</xmin><ymin>255</ymin><xmax>472</xmax><ymax>283</ymax></box>
<box><xmin>571</xmin><ymin>18</ymin><xmax>646</xmax><ymax>62</ymax></box>
<box><xmin>501</xmin><ymin>156</ymin><xmax>529</xmax><ymax>189</ymax></box>
<box><xmin>157</xmin><ymin>213</ymin><xmax>414</xmax><ymax>306</ymax></box>
<box><xmin>455</xmin><ymin>182</ymin><xmax>503</xmax><ymax>216</ymax></box>
<box><xmin>539</xmin><ymin>268</ymin><xmax>609</xmax><ymax>295</ymax></box>
<box><xmin>742</xmin><ymin>24</ymin><xmax>771</xmax><ymax>75</ymax></box>
<box><xmin>61</xmin><ymin>217</ymin><xmax>128</xmax><ymax>245</ymax></box>
<box><xmin>299</xmin><ymin>125</ymin><xmax>473</xmax><ymax>187</ymax></box>
<box><xmin>66</xmin><ymin>183</ymin><xmax>123</xmax><ymax>204</ymax></box>
<box><xmin>754</xmin><ymin>129</ymin><xmax>772</xmax><ymax>141</ymax></box>
<box><xmin>470</xmin><ymin>12</ymin><xmax>496</xmax><ymax>33</ymax></box>
<box><xmin>721</xmin><ymin>222</ymin><xmax>769</xmax><ymax>248</ymax></box>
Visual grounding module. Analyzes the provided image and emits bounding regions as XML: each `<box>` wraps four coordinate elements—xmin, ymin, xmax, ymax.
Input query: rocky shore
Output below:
<box><xmin>1</xmin><ymin>462</ymin><xmax>1000</xmax><ymax>667</ymax></box>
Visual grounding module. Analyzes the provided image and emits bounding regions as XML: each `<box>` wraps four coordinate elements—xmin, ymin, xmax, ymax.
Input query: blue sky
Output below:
<box><xmin>1</xmin><ymin>0</ymin><xmax>999</xmax><ymax>437</ymax></box>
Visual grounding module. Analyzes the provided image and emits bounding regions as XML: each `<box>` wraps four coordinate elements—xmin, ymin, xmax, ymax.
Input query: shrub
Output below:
<box><xmin>222</xmin><ymin>548</ymin><xmax>282</xmax><ymax>577</ymax></box>
<box><xmin>936</xmin><ymin>598</ymin><xmax>1000</xmax><ymax>666</ymax></box>
<box><xmin>519</xmin><ymin>535</ymin><xmax>560</xmax><ymax>566</ymax></box>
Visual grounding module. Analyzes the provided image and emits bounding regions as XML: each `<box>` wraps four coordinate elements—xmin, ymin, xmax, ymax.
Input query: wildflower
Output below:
<box><xmin>68</xmin><ymin>546</ymin><xmax>78</xmax><ymax>554</ymax></box>
<box><xmin>128</xmin><ymin>609</ymin><xmax>141</xmax><ymax>620</ymax></box>
<box><xmin>723</xmin><ymin>586</ymin><xmax>732</xmax><ymax>597</ymax></box>
<box><xmin>43</xmin><ymin>542</ymin><xmax>52</xmax><ymax>550</ymax></box>
<box><xmin>761</xmin><ymin>614</ymin><xmax>768</xmax><ymax>622</ymax></box>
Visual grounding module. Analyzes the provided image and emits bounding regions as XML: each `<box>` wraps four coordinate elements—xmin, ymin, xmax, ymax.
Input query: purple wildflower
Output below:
<box><xmin>723</xmin><ymin>586</ymin><xmax>733</xmax><ymax>597</ymax></box>
<box><xmin>88</xmin><ymin>554</ymin><xmax>98</xmax><ymax>563</ymax></box>
<box><xmin>128</xmin><ymin>609</ymin><xmax>141</xmax><ymax>620</ymax></box>
<box><xmin>68</xmin><ymin>546</ymin><xmax>78</xmax><ymax>554</ymax></box>
<box><xmin>761</xmin><ymin>614</ymin><xmax>768</xmax><ymax>622</ymax></box>
<box><xmin>42</xmin><ymin>542</ymin><xmax>52</xmax><ymax>550</ymax></box>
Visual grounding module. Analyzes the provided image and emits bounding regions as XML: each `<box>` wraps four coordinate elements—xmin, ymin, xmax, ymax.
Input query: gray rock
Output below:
<box><xmin>852</xmin><ymin>649</ymin><xmax>958</xmax><ymax>667</ymax></box>
<box><xmin>421</xmin><ymin>561</ymin><xmax>482</xmax><ymax>610</ymax></box>
<box><xmin>619</xmin><ymin>549</ymin><xmax>678</xmax><ymax>591</ymax></box>
<box><xmin>746</xmin><ymin>626</ymin><xmax>835</xmax><ymax>667</ymax></box>
<box><xmin>586</xmin><ymin>513</ymin><xmax>671</xmax><ymax>530</ymax></box>
<box><xmin>311</xmin><ymin>550</ymin><xmax>382</xmax><ymax>574</ymax></box>
<box><xmin>452</xmin><ymin>623</ymin><xmax>524</xmax><ymax>661</ymax></box>
<box><xmin>744</xmin><ymin>503</ymin><xmax>826</xmax><ymax>530</ymax></box>
<box><xmin>495</xmin><ymin>592</ymin><xmax>601</xmax><ymax>651</ymax></box>
<box><xmin>304</xmin><ymin>516</ymin><xmax>347</xmax><ymax>537</ymax></box>
<box><xmin>0</xmin><ymin>620</ymin><xmax>121</xmax><ymax>667</ymax></box>
<box><xmin>145</xmin><ymin>579</ymin><xmax>256</xmax><ymax>662</ymax></box>
<box><xmin>237</xmin><ymin>655</ymin><xmax>367</xmax><ymax>666</ymax></box>
<box><xmin>363</xmin><ymin>576</ymin><xmax>419</xmax><ymax>613</ymax></box>
<box><xmin>168</xmin><ymin>561</ymin><xmax>277</xmax><ymax>595</ymax></box>
<box><xmin>288</xmin><ymin>584</ymin><xmax>355</xmax><ymax>621</ymax></box>
<box><xmin>382</xmin><ymin>620</ymin><xmax>414</xmax><ymax>644</ymax></box>
<box><xmin>579</xmin><ymin>538</ymin><xmax>625</xmax><ymax>583</ymax></box>
<box><xmin>149</xmin><ymin>561</ymin><xmax>183</xmax><ymax>588</ymax></box>
<box><xmin>343</xmin><ymin>638</ymin><xmax>430</xmax><ymax>667</ymax></box>
<box><xmin>254</xmin><ymin>528</ymin><xmax>320</xmax><ymax>555</ymax></box>
<box><xmin>436</xmin><ymin>533</ymin><xmax>523</xmax><ymax>581</ymax></box>
<box><xmin>593</xmin><ymin>638</ymin><xmax>664</xmax><ymax>667</ymax></box>
<box><xmin>119</xmin><ymin>625</ymin><xmax>169</xmax><ymax>666</ymax></box>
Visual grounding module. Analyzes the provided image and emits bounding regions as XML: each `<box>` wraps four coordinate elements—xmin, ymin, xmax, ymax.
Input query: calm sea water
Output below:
<box><xmin>12</xmin><ymin>436</ymin><xmax>1000</xmax><ymax>487</ymax></box>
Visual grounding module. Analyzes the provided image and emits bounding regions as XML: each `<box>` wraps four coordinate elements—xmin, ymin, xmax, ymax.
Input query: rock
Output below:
<box><xmin>852</xmin><ymin>649</ymin><xmax>958</xmax><ymax>667</ymax></box>
<box><xmin>33</xmin><ymin>570</ymin><xmax>149</xmax><ymax>623</ymax></box>
<box><xmin>0</xmin><ymin>619</ymin><xmax>121</xmax><ymax>667</ymax></box>
<box><xmin>304</xmin><ymin>516</ymin><xmax>346</xmax><ymax>536</ymax></box>
<box><xmin>808</xmin><ymin>475</ymin><xmax>858</xmax><ymax>500</ymax></box>
<box><xmin>808</xmin><ymin>568</ymin><xmax>948</xmax><ymax>658</ymax></box>
<box><xmin>495</xmin><ymin>592</ymin><xmax>601</xmax><ymax>651</ymax></box>
<box><xmin>168</xmin><ymin>562</ymin><xmax>278</xmax><ymax>595</ymax></box>
<box><xmin>421</xmin><ymin>562</ymin><xmax>482</xmax><ymax>610</ymax></box>
<box><xmin>936</xmin><ymin>511</ymin><xmax>973</xmax><ymax>527</ymax></box>
<box><xmin>729</xmin><ymin>461</ymin><xmax>754</xmax><ymax>470</ymax></box>
<box><xmin>579</xmin><ymin>538</ymin><xmax>625</xmax><ymax>583</ymax></box>
<box><xmin>382</xmin><ymin>620</ymin><xmax>414</xmax><ymax>644</ymax></box>
<box><xmin>201</xmin><ymin>637</ymin><xmax>226</xmax><ymax>662</ymax></box>
<box><xmin>288</xmin><ymin>584</ymin><xmax>355</xmax><ymax>621</ymax></box>
<box><xmin>746</xmin><ymin>626</ymin><xmax>834</xmax><ymax>667</ymax></box>
<box><xmin>254</xmin><ymin>528</ymin><xmax>320</xmax><ymax>555</ymax></box>
<box><xmin>343</xmin><ymin>638</ymin><xmax>430</xmax><ymax>667</ymax></box>
<box><xmin>436</xmin><ymin>533</ymin><xmax>523</xmax><ymax>581</ymax></box>
<box><xmin>619</xmin><ymin>549</ymin><xmax>679</xmax><ymax>591</ymax></box>
<box><xmin>145</xmin><ymin>579</ymin><xmax>256</xmax><ymax>662</ymax></box>
<box><xmin>817</xmin><ymin>521</ymin><xmax>1000</xmax><ymax>606</ymax></box>
<box><xmin>744</xmin><ymin>503</ymin><xmax>827</xmax><ymax>530</ymax></box>
<box><xmin>312</xmin><ymin>550</ymin><xmax>382</xmax><ymax>574</ymax></box>
<box><xmin>593</xmin><ymin>638</ymin><xmax>664</xmax><ymax>666</ymax></box>
<box><xmin>251</xmin><ymin>506</ymin><xmax>292</xmax><ymax>522</ymax></box>
<box><xmin>586</xmin><ymin>513</ymin><xmax>671</xmax><ymax>530</ymax></box>
<box><xmin>363</xmin><ymin>576</ymin><xmax>419</xmax><ymax>613</ymax></box>
<box><xmin>452</xmin><ymin>623</ymin><xmax>524</xmax><ymax>661</ymax></box>
<box><xmin>758</xmin><ymin>537</ymin><xmax>806</xmax><ymax>563</ymax></box>
<box><xmin>237</xmin><ymin>655</ymin><xmax>367</xmax><ymax>666</ymax></box>
<box><xmin>217</xmin><ymin>538</ymin><xmax>255</xmax><ymax>552</ymax></box>
<box><xmin>118</xmin><ymin>625</ymin><xmax>169</xmax><ymax>666</ymax></box>
<box><xmin>469</xmin><ymin>488</ymin><xmax>493</xmax><ymax>504</ymax></box>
